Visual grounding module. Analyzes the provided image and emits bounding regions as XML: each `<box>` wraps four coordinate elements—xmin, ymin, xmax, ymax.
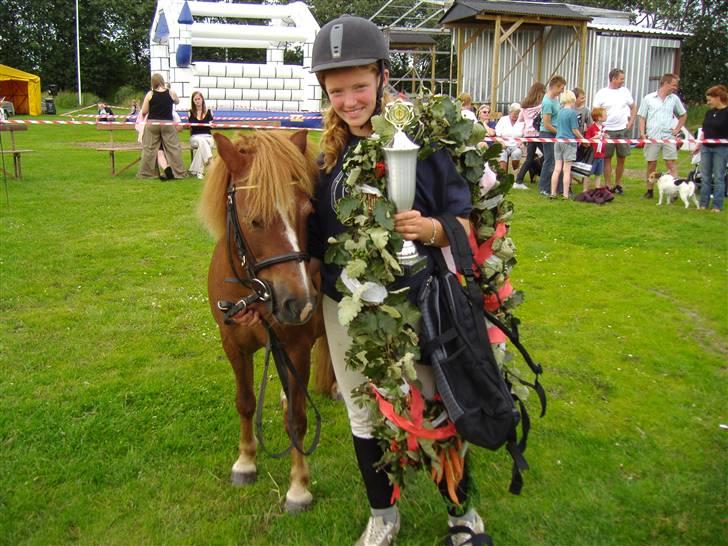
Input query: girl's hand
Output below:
<box><xmin>231</xmin><ymin>308</ymin><xmax>262</xmax><ymax>327</ymax></box>
<box><xmin>394</xmin><ymin>210</ymin><xmax>429</xmax><ymax>242</ymax></box>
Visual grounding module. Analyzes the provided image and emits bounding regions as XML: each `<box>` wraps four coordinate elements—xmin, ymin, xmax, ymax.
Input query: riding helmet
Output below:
<box><xmin>311</xmin><ymin>15</ymin><xmax>389</xmax><ymax>73</ymax></box>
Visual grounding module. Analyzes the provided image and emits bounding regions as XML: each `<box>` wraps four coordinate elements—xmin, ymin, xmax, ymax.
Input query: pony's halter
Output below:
<box><xmin>217</xmin><ymin>182</ymin><xmax>310</xmax><ymax>323</ymax></box>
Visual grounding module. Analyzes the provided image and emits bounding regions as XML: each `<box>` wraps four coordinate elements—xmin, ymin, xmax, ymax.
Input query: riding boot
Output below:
<box><xmin>352</xmin><ymin>435</ymin><xmax>394</xmax><ymax>509</ymax></box>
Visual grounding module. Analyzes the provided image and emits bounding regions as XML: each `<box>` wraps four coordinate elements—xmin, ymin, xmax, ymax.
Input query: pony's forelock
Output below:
<box><xmin>198</xmin><ymin>131</ymin><xmax>317</xmax><ymax>240</ymax></box>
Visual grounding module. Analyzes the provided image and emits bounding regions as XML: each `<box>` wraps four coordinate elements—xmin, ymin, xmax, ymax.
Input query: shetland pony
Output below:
<box><xmin>199</xmin><ymin>130</ymin><xmax>333</xmax><ymax>512</ymax></box>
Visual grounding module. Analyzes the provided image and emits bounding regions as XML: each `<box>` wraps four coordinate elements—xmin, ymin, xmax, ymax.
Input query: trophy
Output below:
<box><xmin>382</xmin><ymin>100</ymin><xmax>427</xmax><ymax>275</ymax></box>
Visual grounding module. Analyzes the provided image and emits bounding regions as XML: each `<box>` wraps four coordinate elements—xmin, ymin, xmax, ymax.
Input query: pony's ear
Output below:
<box><xmin>289</xmin><ymin>129</ymin><xmax>308</xmax><ymax>154</ymax></box>
<box><xmin>213</xmin><ymin>133</ymin><xmax>245</xmax><ymax>175</ymax></box>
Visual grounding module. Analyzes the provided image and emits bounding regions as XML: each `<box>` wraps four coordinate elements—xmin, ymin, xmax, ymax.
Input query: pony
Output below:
<box><xmin>199</xmin><ymin>129</ymin><xmax>333</xmax><ymax>512</ymax></box>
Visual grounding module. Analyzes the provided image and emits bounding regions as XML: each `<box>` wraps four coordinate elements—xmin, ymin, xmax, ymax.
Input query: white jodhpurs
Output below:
<box><xmin>189</xmin><ymin>134</ymin><xmax>214</xmax><ymax>176</ymax></box>
<box><xmin>322</xmin><ymin>295</ymin><xmax>437</xmax><ymax>439</ymax></box>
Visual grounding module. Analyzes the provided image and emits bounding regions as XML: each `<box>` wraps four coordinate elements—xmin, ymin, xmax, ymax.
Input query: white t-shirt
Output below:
<box><xmin>494</xmin><ymin>115</ymin><xmax>524</xmax><ymax>147</ymax></box>
<box><xmin>593</xmin><ymin>86</ymin><xmax>634</xmax><ymax>131</ymax></box>
<box><xmin>461</xmin><ymin>108</ymin><xmax>477</xmax><ymax>122</ymax></box>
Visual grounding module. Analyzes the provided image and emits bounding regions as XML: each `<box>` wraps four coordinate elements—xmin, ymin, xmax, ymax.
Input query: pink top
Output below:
<box><xmin>517</xmin><ymin>105</ymin><xmax>542</xmax><ymax>137</ymax></box>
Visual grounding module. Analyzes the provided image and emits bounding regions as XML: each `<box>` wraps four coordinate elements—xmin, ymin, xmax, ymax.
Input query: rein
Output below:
<box><xmin>216</xmin><ymin>180</ymin><xmax>321</xmax><ymax>457</ymax></box>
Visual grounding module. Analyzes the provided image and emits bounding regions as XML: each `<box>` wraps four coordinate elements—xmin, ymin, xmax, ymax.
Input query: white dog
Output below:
<box><xmin>648</xmin><ymin>172</ymin><xmax>699</xmax><ymax>208</ymax></box>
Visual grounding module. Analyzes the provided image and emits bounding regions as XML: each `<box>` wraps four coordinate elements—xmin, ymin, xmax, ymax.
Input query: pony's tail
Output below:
<box><xmin>312</xmin><ymin>334</ymin><xmax>339</xmax><ymax>400</ymax></box>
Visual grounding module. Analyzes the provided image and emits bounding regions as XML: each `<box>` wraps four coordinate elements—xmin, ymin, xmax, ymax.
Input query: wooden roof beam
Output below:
<box><xmin>475</xmin><ymin>14</ymin><xmax>587</xmax><ymax>27</ymax></box>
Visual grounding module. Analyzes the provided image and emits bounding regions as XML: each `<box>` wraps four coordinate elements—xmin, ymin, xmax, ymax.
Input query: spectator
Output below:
<box><xmin>188</xmin><ymin>91</ymin><xmax>215</xmax><ymax>180</ymax></box>
<box><xmin>97</xmin><ymin>102</ymin><xmax>114</xmax><ymax>122</ymax></box>
<box><xmin>126</xmin><ymin>100</ymin><xmax>139</xmax><ymax>123</ymax></box>
<box><xmin>476</xmin><ymin>103</ymin><xmax>496</xmax><ymax>136</ymax></box>
<box><xmin>572</xmin><ymin>88</ymin><xmax>592</xmax><ymax>135</ymax></box>
<box><xmin>584</xmin><ymin>107</ymin><xmax>607</xmax><ymax>190</ymax></box>
<box><xmin>495</xmin><ymin>102</ymin><xmax>524</xmax><ymax>173</ymax></box>
<box><xmin>137</xmin><ymin>73</ymin><xmax>186</xmax><ymax>180</ymax></box>
<box><xmin>459</xmin><ymin>92</ymin><xmax>477</xmax><ymax>122</ymax></box>
<box><xmin>637</xmin><ymin>73</ymin><xmax>687</xmax><ymax>198</ymax></box>
<box><xmin>514</xmin><ymin>82</ymin><xmax>546</xmax><ymax>188</ymax></box>
<box><xmin>550</xmin><ymin>90</ymin><xmax>583</xmax><ymax>199</ymax></box>
<box><xmin>538</xmin><ymin>75</ymin><xmax>566</xmax><ymax>196</ymax></box>
<box><xmin>593</xmin><ymin>68</ymin><xmax>636</xmax><ymax>194</ymax></box>
<box><xmin>694</xmin><ymin>85</ymin><xmax>728</xmax><ymax>212</ymax></box>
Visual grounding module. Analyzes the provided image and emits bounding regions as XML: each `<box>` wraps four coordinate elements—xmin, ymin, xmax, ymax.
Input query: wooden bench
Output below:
<box><xmin>95</xmin><ymin>123</ymin><xmax>191</xmax><ymax>176</ymax></box>
<box><xmin>0</xmin><ymin>124</ymin><xmax>32</xmax><ymax>179</ymax></box>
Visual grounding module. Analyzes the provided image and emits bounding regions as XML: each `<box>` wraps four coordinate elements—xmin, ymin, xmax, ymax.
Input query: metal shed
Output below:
<box><xmin>440</xmin><ymin>0</ymin><xmax>690</xmax><ymax>120</ymax></box>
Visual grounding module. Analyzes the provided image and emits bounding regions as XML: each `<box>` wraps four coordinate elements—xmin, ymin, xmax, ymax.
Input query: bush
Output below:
<box><xmin>54</xmin><ymin>90</ymin><xmax>101</xmax><ymax>110</ymax></box>
<box><xmin>112</xmin><ymin>85</ymin><xmax>145</xmax><ymax>111</ymax></box>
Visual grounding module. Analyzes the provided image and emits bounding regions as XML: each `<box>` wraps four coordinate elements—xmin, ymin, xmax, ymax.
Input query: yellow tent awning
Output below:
<box><xmin>0</xmin><ymin>64</ymin><xmax>41</xmax><ymax>116</ymax></box>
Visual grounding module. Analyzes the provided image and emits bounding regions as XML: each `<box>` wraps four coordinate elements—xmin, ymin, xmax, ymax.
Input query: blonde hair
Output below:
<box><xmin>319</xmin><ymin>63</ymin><xmax>387</xmax><ymax>173</ymax></box>
<box><xmin>560</xmin><ymin>90</ymin><xmax>576</xmax><ymax>105</ymax></box>
<box><xmin>199</xmin><ymin>131</ymin><xmax>317</xmax><ymax>240</ymax></box>
<box><xmin>151</xmin><ymin>73</ymin><xmax>165</xmax><ymax>89</ymax></box>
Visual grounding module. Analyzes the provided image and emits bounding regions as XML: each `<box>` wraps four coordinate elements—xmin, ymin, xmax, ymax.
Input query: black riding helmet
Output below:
<box><xmin>311</xmin><ymin>15</ymin><xmax>390</xmax><ymax>113</ymax></box>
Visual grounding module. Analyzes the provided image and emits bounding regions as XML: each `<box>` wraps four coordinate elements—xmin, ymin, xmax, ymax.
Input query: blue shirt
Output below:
<box><xmin>637</xmin><ymin>92</ymin><xmax>686</xmax><ymax>139</ymax></box>
<box><xmin>555</xmin><ymin>107</ymin><xmax>579</xmax><ymax>139</ymax></box>
<box><xmin>308</xmin><ymin>137</ymin><xmax>472</xmax><ymax>302</ymax></box>
<box><xmin>540</xmin><ymin>95</ymin><xmax>561</xmax><ymax>134</ymax></box>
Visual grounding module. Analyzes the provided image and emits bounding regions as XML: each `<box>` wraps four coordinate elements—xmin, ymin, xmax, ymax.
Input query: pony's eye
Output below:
<box><xmin>250</xmin><ymin>218</ymin><xmax>264</xmax><ymax>229</ymax></box>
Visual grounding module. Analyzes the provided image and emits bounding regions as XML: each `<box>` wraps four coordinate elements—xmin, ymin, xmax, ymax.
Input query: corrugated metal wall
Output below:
<box><xmin>460</xmin><ymin>24</ymin><xmax>681</xmax><ymax>127</ymax></box>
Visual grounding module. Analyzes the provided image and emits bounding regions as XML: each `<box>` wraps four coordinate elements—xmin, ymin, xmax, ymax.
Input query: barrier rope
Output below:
<box><xmin>3</xmin><ymin>119</ymin><xmax>725</xmax><ymax>144</ymax></box>
<box><xmin>60</xmin><ymin>113</ymin><xmax>323</xmax><ymax>121</ymax></box>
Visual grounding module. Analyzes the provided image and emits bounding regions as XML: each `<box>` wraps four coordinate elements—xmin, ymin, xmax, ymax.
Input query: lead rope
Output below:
<box><xmin>254</xmin><ymin>320</ymin><xmax>322</xmax><ymax>458</ymax></box>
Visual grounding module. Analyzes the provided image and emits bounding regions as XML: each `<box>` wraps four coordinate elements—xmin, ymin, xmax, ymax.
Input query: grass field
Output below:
<box><xmin>1</xmin><ymin>118</ymin><xmax>726</xmax><ymax>546</ymax></box>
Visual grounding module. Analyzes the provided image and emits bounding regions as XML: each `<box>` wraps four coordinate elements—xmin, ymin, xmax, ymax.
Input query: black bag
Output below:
<box><xmin>532</xmin><ymin>111</ymin><xmax>542</xmax><ymax>133</ymax></box>
<box><xmin>572</xmin><ymin>145</ymin><xmax>595</xmax><ymax>177</ymax></box>
<box><xmin>418</xmin><ymin>214</ymin><xmax>546</xmax><ymax>494</ymax></box>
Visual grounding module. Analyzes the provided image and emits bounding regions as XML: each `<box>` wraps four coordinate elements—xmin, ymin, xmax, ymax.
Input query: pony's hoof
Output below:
<box><xmin>284</xmin><ymin>495</ymin><xmax>313</xmax><ymax>514</ymax></box>
<box><xmin>231</xmin><ymin>470</ymin><xmax>257</xmax><ymax>486</ymax></box>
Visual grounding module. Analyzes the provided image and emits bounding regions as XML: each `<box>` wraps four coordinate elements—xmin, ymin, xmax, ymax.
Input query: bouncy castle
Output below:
<box><xmin>149</xmin><ymin>0</ymin><xmax>322</xmax><ymax>127</ymax></box>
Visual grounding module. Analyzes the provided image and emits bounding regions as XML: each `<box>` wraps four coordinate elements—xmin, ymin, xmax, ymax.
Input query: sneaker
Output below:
<box><xmin>446</xmin><ymin>510</ymin><xmax>493</xmax><ymax>546</ymax></box>
<box><xmin>613</xmin><ymin>185</ymin><xmax>624</xmax><ymax>195</ymax></box>
<box><xmin>164</xmin><ymin>166</ymin><xmax>174</xmax><ymax>180</ymax></box>
<box><xmin>512</xmin><ymin>182</ymin><xmax>529</xmax><ymax>190</ymax></box>
<box><xmin>355</xmin><ymin>512</ymin><xmax>400</xmax><ymax>546</ymax></box>
<box><xmin>197</xmin><ymin>172</ymin><xmax>205</xmax><ymax>180</ymax></box>
<box><xmin>539</xmin><ymin>190</ymin><xmax>550</xmax><ymax>197</ymax></box>
<box><xmin>642</xmin><ymin>190</ymin><xmax>653</xmax><ymax>199</ymax></box>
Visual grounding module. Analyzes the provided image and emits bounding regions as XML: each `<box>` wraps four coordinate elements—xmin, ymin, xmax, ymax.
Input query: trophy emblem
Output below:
<box><xmin>382</xmin><ymin>100</ymin><xmax>427</xmax><ymax>275</ymax></box>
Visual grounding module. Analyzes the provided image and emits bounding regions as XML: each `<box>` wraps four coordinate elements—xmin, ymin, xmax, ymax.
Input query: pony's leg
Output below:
<box><xmin>312</xmin><ymin>335</ymin><xmax>341</xmax><ymax>400</ymax></box>
<box><xmin>223</xmin><ymin>339</ymin><xmax>258</xmax><ymax>486</ymax></box>
<box><xmin>282</xmin><ymin>347</ymin><xmax>314</xmax><ymax>513</ymax></box>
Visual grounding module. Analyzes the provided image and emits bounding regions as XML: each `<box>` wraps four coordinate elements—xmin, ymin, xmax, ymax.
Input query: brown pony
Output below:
<box><xmin>199</xmin><ymin>129</ymin><xmax>331</xmax><ymax>512</ymax></box>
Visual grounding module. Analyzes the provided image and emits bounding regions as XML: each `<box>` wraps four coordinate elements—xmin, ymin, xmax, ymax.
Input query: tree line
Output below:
<box><xmin>0</xmin><ymin>0</ymin><xmax>724</xmax><ymax>105</ymax></box>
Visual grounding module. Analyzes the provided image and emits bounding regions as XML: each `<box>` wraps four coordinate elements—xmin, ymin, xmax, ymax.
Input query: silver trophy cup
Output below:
<box><xmin>382</xmin><ymin>101</ymin><xmax>427</xmax><ymax>274</ymax></box>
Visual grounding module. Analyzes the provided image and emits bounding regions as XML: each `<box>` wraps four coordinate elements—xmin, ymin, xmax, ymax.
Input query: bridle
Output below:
<box><xmin>217</xmin><ymin>182</ymin><xmax>309</xmax><ymax>324</ymax></box>
<box><xmin>216</xmin><ymin>179</ymin><xmax>321</xmax><ymax>457</ymax></box>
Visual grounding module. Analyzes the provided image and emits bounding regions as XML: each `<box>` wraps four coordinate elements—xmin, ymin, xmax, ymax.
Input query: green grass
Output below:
<box><xmin>1</xmin><ymin>120</ymin><xmax>726</xmax><ymax>545</ymax></box>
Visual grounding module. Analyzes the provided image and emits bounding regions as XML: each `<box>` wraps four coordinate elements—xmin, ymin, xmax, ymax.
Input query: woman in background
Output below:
<box><xmin>188</xmin><ymin>91</ymin><xmax>215</xmax><ymax>180</ymax></box>
<box><xmin>514</xmin><ymin>81</ymin><xmax>546</xmax><ymax>188</ymax></box>
<box><xmin>137</xmin><ymin>73</ymin><xmax>186</xmax><ymax>180</ymax></box>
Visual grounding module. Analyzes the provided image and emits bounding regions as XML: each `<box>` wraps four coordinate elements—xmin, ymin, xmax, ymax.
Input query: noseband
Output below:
<box><xmin>217</xmin><ymin>182</ymin><xmax>309</xmax><ymax>323</ymax></box>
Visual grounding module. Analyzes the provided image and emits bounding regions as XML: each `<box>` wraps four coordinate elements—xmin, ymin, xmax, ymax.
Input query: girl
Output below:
<box><xmin>137</xmin><ymin>73</ymin><xmax>186</xmax><ymax>180</ymax></box>
<box><xmin>188</xmin><ymin>91</ymin><xmax>215</xmax><ymax>179</ymax></box>
<box><xmin>514</xmin><ymin>81</ymin><xmax>546</xmax><ymax>188</ymax></box>
<box><xmin>310</xmin><ymin>15</ymin><xmax>487</xmax><ymax>546</ymax></box>
<box><xmin>550</xmin><ymin>90</ymin><xmax>583</xmax><ymax>199</ymax></box>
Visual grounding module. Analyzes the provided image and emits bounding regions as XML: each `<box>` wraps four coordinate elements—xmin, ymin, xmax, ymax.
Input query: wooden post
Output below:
<box><xmin>431</xmin><ymin>45</ymin><xmax>436</xmax><ymax>92</ymax></box>
<box><xmin>456</xmin><ymin>27</ymin><xmax>464</xmax><ymax>97</ymax></box>
<box><xmin>537</xmin><ymin>27</ymin><xmax>544</xmax><ymax>83</ymax></box>
<box><xmin>490</xmin><ymin>16</ymin><xmax>501</xmax><ymax>111</ymax></box>
<box><xmin>579</xmin><ymin>23</ymin><xmax>588</xmax><ymax>88</ymax></box>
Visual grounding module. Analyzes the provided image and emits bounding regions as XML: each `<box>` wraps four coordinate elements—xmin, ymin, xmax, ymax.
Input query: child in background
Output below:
<box><xmin>584</xmin><ymin>107</ymin><xmax>607</xmax><ymax>190</ymax></box>
<box><xmin>573</xmin><ymin>88</ymin><xmax>592</xmax><ymax>135</ymax></box>
<box><xmin>551</xmin><ymin>90</ymin><xmax>583</xmax><ymax>199</ymax></box>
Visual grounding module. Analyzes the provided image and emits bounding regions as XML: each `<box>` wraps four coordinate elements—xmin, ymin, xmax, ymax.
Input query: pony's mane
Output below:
<box><xmin>199</xmin><ymin>131</ymin><xmax>318</xmax><ymax>240</ymax></box>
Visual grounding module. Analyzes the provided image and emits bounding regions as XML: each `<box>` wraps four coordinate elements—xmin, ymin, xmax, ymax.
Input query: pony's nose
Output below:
<box><xmin>280</xmin><ymin>296</ymin><xmax>315</xmax><ymax>324</ymax></box>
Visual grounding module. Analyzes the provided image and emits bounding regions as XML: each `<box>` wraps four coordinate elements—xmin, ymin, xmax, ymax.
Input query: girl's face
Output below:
<box><xmin>706</xmin><ymin>95</ymin><xmax>724</xmax><ymax>108</ymax></box>
<box><xmin>478</xmin><ymin>107</ymin><xmax>491</xmax><ymax>122</ymax></box>
<box><xmin>324</xmin><ymin>66</ymin><xmax>387</xmax><ymax>137</ymax></box>
<box><xmin>193</xmin><ymin>94</ymin><xmax>203</xmax><ymax>107</ymax></box>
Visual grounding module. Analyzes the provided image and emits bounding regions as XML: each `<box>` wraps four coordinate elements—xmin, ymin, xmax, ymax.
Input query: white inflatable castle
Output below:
<box><xmin>149</xmin><ymin>0</ymin><xmax>322</xmax><ymax>126</ymax></box>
